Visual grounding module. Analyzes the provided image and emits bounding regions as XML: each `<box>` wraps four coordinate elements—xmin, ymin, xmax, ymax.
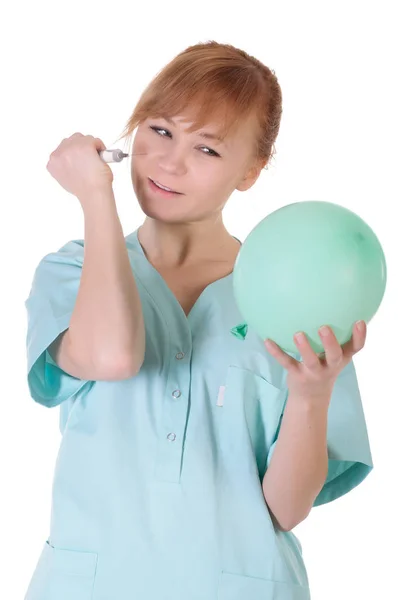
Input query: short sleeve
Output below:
<box><xmin>313</xmin><ymin>359</ymin><xmax>373</xmax><ymax>506</ymax></box>
<box><xmin>25</xmin><ymin>239</ymin><xmax>91</xmax><ymax>408</ymax></box>
<box><xmin>265</xmin><ymin>359</ymin><xmax>373</xmax><ymax>506</ymax></box>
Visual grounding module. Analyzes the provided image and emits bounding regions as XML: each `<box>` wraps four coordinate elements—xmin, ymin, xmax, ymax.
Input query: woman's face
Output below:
<box><xmin>131</xmin><ymin>113</ymin><xmax>264</xmax><ymax>224</ymax></box>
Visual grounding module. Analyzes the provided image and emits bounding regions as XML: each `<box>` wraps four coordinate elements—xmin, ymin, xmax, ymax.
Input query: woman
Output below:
<box><xmin>24</xmin><ymin>40</ymin><xmax>372</xmax><ymax>600</ymax></box>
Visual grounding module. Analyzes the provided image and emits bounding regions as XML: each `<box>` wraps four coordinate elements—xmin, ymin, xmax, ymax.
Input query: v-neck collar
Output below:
<box><xmin>126</xmin><ymin>228</ymin><xmax>242</xmax><ymax>322</ymax></box>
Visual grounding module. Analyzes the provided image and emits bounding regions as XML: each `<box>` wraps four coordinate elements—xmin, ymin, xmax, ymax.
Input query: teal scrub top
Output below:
<box><xmin>24</xmin><ymin>228</ymin><xmax>373</xmax><ymax>600</ymax></box>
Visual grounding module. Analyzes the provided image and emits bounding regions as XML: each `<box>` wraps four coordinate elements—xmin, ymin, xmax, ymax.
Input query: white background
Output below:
<box><xmin>1</xmin><ymin>1</ymin><xmax>397</xmax><ymax>598</ymax></box>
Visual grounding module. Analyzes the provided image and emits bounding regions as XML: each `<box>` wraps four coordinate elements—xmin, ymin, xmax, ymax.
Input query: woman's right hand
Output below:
<box><xmin>46</xmin><ymin>133</ymin><xmax>114</xmax><ymax>206</ymax></box>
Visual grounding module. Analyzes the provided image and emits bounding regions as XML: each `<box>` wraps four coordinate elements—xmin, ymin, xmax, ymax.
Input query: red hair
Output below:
<box><xmin>115</xmin><ymin>41</ymin><xmax>283</xmax><ymax>167</ymax></box>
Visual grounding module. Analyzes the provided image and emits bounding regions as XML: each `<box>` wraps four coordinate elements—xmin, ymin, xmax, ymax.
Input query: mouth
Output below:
<box><xmin>148</xmin><ymin>178</ymin><xmax>183</xmax><ymax>196</ymax></box>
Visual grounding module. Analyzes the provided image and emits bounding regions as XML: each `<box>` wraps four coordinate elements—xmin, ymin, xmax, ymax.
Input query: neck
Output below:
<box><xmin>137</xmin><ymin>217</ymin><xmax>240</xmax><ymax>269</ymax></box>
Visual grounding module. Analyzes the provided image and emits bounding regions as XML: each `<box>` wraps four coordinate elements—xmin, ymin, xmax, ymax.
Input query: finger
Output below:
<box><xmin>264</xmin><ymin>339</ymin><xmax>298</xmax><ymax>370</ymax></box>
<box><xmin>293</xmin><ymin>331</ymin><xmax>323</xmax><ymax>371</ymax></box>
<box><xmin>318</xmin><ymin>326</ymin><xmax>344</xmax><ymax>368</ymax></box>
<box><xmin>94</xmin><ymin>137</ymin><xmax>107</xmax><ymax>152</ymax></box>
<box><xmin>342</xmin><ymin>321</ymin><xmax>367</xmax><ymax>358</ymax></box>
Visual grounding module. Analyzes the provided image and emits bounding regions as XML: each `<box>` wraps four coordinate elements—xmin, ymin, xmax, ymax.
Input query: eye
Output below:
<box><xmin>200</xmin><ymin>146</ymin><xmax>220</xmax><ymax>158</ymax></box>
<box><xmin>150</xmin><ymin>125</ymin><xmax>171</xmax><ymax>138</ymax></box>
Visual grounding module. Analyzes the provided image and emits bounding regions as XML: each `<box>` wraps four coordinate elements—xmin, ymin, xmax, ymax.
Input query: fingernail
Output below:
<box><xmin>319</xmin><ymin>326</ymin><xmax>330</xmax><ymax>336</ymax></box>
<box><xmin>294</xmin><ymin>332</ymin><xmax>306</xmax><ymax>343</ymax></box>
<box><xmin>355</xmin><ymin>320</ymin><xmax>365</xmax><ymax>332</ymax></box>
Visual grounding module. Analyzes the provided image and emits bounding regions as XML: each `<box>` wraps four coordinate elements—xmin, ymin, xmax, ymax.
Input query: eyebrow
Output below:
<box><xmin>163</xmin><ymin>116</ymin><xmax>225</xmax><ymax>144</ymax></box>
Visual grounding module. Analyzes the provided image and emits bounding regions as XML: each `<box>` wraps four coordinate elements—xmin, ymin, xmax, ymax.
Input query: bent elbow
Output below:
<box><xmin>280</xmin><ymin>509</ymin><xmax>311</xmax><ymax>532</ymax></box>
<box><xmin>97</xmin><ymin>352</ymin><xmax>144</xmax><ymax>381</ymax></box>
<box><xmin>268</xmin><ymin>506</ymin><xmax>311</xmax><ymax>533</ymax></box>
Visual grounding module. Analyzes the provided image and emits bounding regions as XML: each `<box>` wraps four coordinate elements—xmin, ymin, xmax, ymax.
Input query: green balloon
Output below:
<box><xmin>233</xmin><ymin>201</ymin><xmax>387</xmax><ymax>354</ymax></box>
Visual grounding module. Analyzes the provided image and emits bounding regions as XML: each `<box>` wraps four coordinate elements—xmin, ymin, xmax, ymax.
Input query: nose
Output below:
<box><xmin>157</xmin><ymin>145</ymin><xmax>187</xmax><ymax>176</ymax></box>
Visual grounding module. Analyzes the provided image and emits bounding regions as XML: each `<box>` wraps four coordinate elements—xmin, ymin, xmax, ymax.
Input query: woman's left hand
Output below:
<box><xmin>264</xmin><ymin>321</ymin><xmax>367</xmax><ymax>401</ymax></box>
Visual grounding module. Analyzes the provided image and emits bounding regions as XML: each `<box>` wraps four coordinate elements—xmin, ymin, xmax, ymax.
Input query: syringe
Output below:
<box><xmin>98</xmin><ymin>149</ymin><xmax>130</xmax><ymax>163</ymax></box>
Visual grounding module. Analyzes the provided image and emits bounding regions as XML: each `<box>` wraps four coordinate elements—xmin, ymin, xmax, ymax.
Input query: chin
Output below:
<box><xmin>139</xmin><ymin>201</ymin><xmax>193</xmax><ymax>225</ymax></box>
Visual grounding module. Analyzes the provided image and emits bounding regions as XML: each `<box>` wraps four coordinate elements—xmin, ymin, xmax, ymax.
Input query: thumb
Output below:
<box><xmin>94</xmin><ymin>137</ymin><xmax>107</xmax><ymax>152</ymax></box>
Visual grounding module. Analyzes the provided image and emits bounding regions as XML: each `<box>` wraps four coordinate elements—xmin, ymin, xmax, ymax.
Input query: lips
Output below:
<box><xmin>148</xmin><ymin>178</ymin><xmax>182</xmax><ymax>195</ymax></box>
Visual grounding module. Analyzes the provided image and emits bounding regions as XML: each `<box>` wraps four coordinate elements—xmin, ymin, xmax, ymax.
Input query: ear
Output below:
<box><xmin>236</xmin><ymin>159</ymin><xmax>268</xmax><ymax>192</ymax></box>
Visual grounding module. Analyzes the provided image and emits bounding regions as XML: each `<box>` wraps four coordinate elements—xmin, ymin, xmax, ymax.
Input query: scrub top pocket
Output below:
<box><xmin>24</xmin><ymin>540</ymin><xmax>98</xmax><ymax>600</ymax></box>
